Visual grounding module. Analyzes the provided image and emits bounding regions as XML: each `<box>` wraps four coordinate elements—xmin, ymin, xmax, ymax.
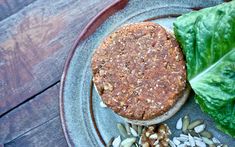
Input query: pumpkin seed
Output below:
<box><xmin>195</xmin><ymin>140</ymin><xmax>206</xmax><ymax>147</ymax></box>
<box><xmin>130</xmin><ymin>127</ymin><xmax>138</xmax><ymax>137</ymax></box>
<box><xmin>106</xmin><ymin>137</ymin><xmax>114</xmax><ymax>147</ymax></box>
<box><xmin>117</xmin><ymin>123</ymin><xmax>128</xmax><ymax>138</ymax></box>
<box><xmin>138</xmin><ymin>136</ymin><xmax>142</xmax><ymax>145</ymax></box>
<box><xmin>188</xmin><ymin>133</ymin><xmax>195</xmax><ymax>147</ymax></box>
<box><xmin>137</xmin><ymin>125</ymin><xmax>143</xmax><ymax>136</ymax></box>
<box><xmin>188</xmin><ymin>120</ymin><xmax>203</xmax><ymax>130</ymax></box>
<box><xmin>173</xmin><ymin>137</ymin><xmax>180</xmax><ymax>145</ymax></box>
<box><xmin>120</xmin><ymin>137</ymin><xmax>136</xmax><ymax>147</ymax></box>
<box><xmin>208</xmin><ymin>144</ymin><xmax>216</xmax><ymax>147</ymax></box>
<box><xmin>194</xmin><ymin>124</ymin><xmax>206</xmax><ymax>133</ymax></box>
<box><xmin>188</xmin><ymin>130</ymin><xmax>199</xmax><ymax>137</ymax></box>
<box><xmin>202</xmin><ymin>137</ymin><xmax>214</xmax><ymax>145</ymax></box>
<box><xmin>169</xmin><ymin>140</ymin><xmax>176</xmax><ymax>147</ymax></box>
<box><xmin>222</xmin><ymin>145</ymin><xmax>228</xmax><ymax>147</ymax></box>
<box><xmin>182</xmin><ymin>115</ymin><xmax>190</xmax><ymax>133</ymax></box>
<box><xmin>200</xmin><ymin>131</ymin><xmax>213</xmax><ymax>139</ymax></box>
<box><xmin>112</xmin><ymin>136</ymin><xmax>121</xmax><ymax>147</ymax></box>
<box><xmin>176</xmin><ymin>118</ymin><xmax>183</xmax><ymax>130</ymax></box>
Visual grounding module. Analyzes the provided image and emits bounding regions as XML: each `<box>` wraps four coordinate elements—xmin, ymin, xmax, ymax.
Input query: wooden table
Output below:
<box><xmin>0</xmin><ymin>0</ymin><xmax>115</xmax><ymax>146</ymax></box>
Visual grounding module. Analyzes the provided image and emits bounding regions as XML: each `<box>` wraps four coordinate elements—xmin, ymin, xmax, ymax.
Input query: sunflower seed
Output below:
<box><xmin>202</xmin><ymin>137</ymin><xmax>214</xmax><ymax>145</ymax></box>
<box><xmin>193</xmin><ymin>136</ymin><xmax>202</xmax><ymax>141</ymax></box>
<box><xmin>130</xmin><ymin>127</ymin><xmax>138</xmax><ymax>137</ymax></box>
<box><xmin>194</xmin><ymin>124</ymin><xmax>206</xmax><ymax>133</ymax></box>
<box><xmin>200</xmin><ymin>131</ymin><xmax>213</xmax><ymax>139</ymax></box>
<box><xmin>180</xmin><ymin>134</ymin><xmax>188</xmax><ymax>138</ymax></box>
<box><xmin>137</xmin><ymin>125</ymin><xmax>143</xmax><ymax>136</ymax></box>
<box><xmin>112</xmin><ymin>136</ymin><xmax>121</xmax><ymax>147</ymax></box>
<box><xmin>100</xmin><ymin>101</ymin><xmax>107</xmax><ymax>108</ymax></box>
<box><xmin>120</xmin><ymin>137</ymin><xmax>136</xmax><ymax>147</ymax></box>
<box><xmin>132</xmin><ymin>124</ymin><xmax>138</xmax><ymax>132</ymax></box>
<box><xmin>188</xmin><ymin>120</ymin><xmax>203</xmax><ymax>130</ymax></box>
<box><xmin>212</xmin><ymin>137</ymin><xmax>220</xmax><ymax>144</ymax></box>
<box><xmin>177</xmin><ymin>144</ymin><xmax>187</xmax><ymax>147</ymax></box>
<box><xmin>125</xmin><ymin>123</ymin><xmax>131</xmax><ymax>135</ymax></box>
<box><xmin>184</xmin><ymin>141</ymin><xmax>190</xmax><ymax>146</ymax></box>
<box><xmin>188</xmin><ymin>133</ymin><xmax>195</xmax><ymax>147</ymax></box>
<box><xmin>209</xmin><ymin>144</ymin><xmax>216</xmax><ymax>147</ymax></box>
<box><xmin>173</xmin><ymin>137</ymin><xmax>180</xmax><ymax>145</ymax></box>
<box><xmin>182</xmin><ymin>115</ymin><xmax>190</xmax><ymax>133</ymax></box>
<box><xmin>177</xmin><ymin>134</ymin><xmax>189</xmax><ymax>142</ymax></box>
<box><xmin>169</xmin><ymin>140</ymin><xmax>176</xmax><ymax>147</ymax></box>
<box><xmin>106</xmin><ymin>137</ymin><xmax>114</xmax><ymax>147</ymax></box>
<box><xmin>176</xmin><ymin>118</ymin><xmax>183</xmax><ymax>130</ymax></box>
<box><xmin>177</xmin><ymin>136</ymin><xmax>188</xmax><ymax>142</ymax></box>
<box><xmin>117</xmin><ymin>123</ymin><xmax>128</xmax><ymax>138</ymax></box>
<box><xmin>195</xmin><ymin>140</ymin><xmax>206</xmax><ymax>147</ymax></box>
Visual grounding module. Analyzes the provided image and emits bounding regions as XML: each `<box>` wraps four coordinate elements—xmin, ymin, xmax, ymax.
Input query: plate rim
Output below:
<box><xmin>58</xmin><ymin>0</ymin><xmax>232</xmax><ymax>146</ymax></box>
<box><xmin>59</xmin><ymin>0</ymin><xmax>128</xmax><ymax>146</ymax></box>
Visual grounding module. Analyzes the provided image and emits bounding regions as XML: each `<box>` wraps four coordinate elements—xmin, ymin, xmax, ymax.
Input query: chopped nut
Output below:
<box><xmin>103</xmin><ymin>83</ymin><xmax>113</xmax><ymax>91</ymax></box>
<box><xmin>146</xmin><ymin>132</ymin><xmax>150</xmax><ymax>137</ymax></box>
<box><xmin>141</xmin><ymin>124</ymin><xmax>170</xmax><ymax>147</ymax></box>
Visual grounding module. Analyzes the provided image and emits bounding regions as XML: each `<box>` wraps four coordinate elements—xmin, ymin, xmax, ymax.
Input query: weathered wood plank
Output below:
<box><xmin>0</xmin><ymin>0</ymin><xmax>36</xmax><ymax>21</ymax></box>
<box><xmin>4</xmin><ymin>116</ymin><xmax>67</xmax><ymax>147</ymax></box>
<box><xmin>0</xmin><ymin>83</ymin><xmax>60</xmax><ymax>144</ymax></box>
<box><xmin>0</xmin><ymin>0</ymin><xmax>115</xmax><ymax>116</ymax></box>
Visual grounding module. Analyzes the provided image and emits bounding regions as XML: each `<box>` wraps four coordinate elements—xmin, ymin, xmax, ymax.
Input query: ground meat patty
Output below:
<box><xmin>91</xmin><ymin>22</ymin><xmax>186</xmax><ymax>120</ymax></box>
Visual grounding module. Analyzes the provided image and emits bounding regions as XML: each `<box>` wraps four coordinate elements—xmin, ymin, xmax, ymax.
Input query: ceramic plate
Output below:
<box><xmin>59</xmin><ymin>0</ymin><xmax>234</xmax><ymax>146</ymax></box>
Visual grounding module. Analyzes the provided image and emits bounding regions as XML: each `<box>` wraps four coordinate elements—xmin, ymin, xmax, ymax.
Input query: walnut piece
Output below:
<box><xmin>141</xmin><ymin>124</ymin><xmax>171</xmax><ymax>147</ymax></box>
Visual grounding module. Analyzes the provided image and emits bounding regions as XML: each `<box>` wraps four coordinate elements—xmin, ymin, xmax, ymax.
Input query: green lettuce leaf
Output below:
<box><xmin>174</xmin><ymin>1</ymin><xmax>235</xmax><ymax>137</ymax></box>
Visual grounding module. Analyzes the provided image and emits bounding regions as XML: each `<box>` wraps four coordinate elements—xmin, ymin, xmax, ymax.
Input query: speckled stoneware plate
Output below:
<box><xmin>59</xmin><ymin>0</ymin><xmax>235</xmax><ymax>146</ymax></box>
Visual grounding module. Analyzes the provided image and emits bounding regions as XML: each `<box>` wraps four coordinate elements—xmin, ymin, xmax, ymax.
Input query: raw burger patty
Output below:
<box><xmin>91</xmin><ymin>22</ymin><xmax>186</xmax><ymax>120</ymax></box>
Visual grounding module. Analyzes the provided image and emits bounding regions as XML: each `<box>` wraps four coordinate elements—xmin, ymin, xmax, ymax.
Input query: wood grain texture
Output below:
<box><xmin>5</xmin><ymin>117</ymin><xmax>67</xmax><ymax>147</ymax></box>
<box><xmin>0</xmin><ymin>0</ymin><xmax>36</xmax><ymax>21</ymax></box>
<box><xmin>0</xmin><ymin>83</ymin><xmax>60</xmax><ymax>144</ymax></box>
<box><xmin>0</xmin><ymin>0</ymin><xmax>114</xmax><ymax>116</ymax></box>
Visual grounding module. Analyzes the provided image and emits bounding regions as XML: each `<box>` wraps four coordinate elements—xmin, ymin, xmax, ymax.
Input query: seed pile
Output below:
<box><xmin>106</xmin><ymin>115</ymin><xmax>229</xmax><ymax>147</ymax></box>
<box><xmin>169</xmin><ymin>115</ymin><xmax>228</xmax><ymax>147</ymax></box>
<box><xmin>107</xmin><ymin>123</ymin><xmax>170</xmax><ymax>147</ymax></box>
